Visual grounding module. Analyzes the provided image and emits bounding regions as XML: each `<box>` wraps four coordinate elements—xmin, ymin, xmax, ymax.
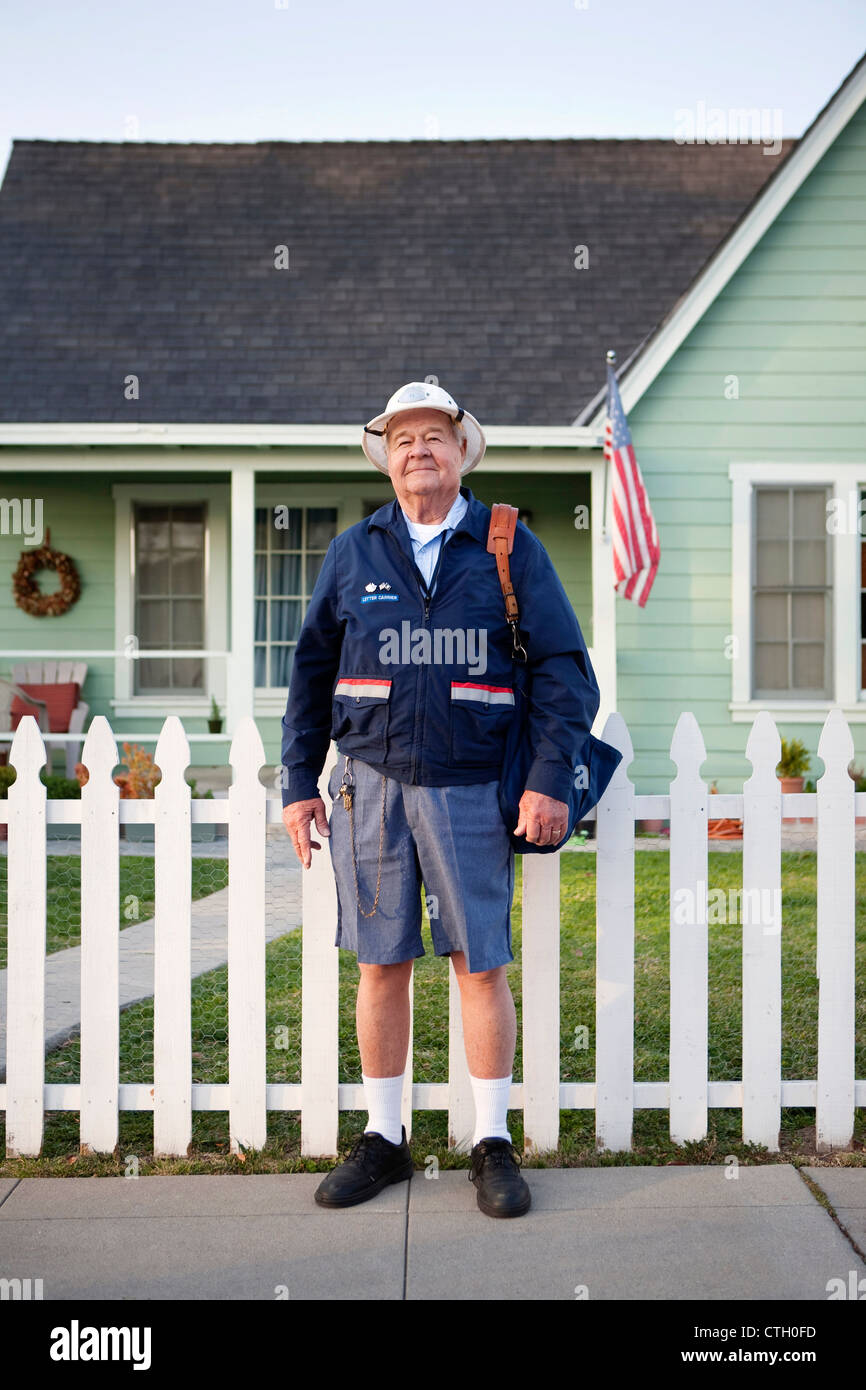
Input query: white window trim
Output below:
<box><xmin>729</xmin><ymin>462</ymin><xmax>865</xmax><ymax>723</ymax></box>
<box><xmin>253</xmin><ymin>482</ymin><xmax>393</xmax><ymax>715</ymax></box>
<box><xmin>111</xmin><ymin>483</ymin><xmax>229</xmax><ymax>717</ymax></box>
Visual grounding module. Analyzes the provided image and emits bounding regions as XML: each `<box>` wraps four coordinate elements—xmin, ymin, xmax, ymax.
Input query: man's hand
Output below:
<box><xmin>513</xmin><ymin>789</ymin><xmax>570</xmax><ymax>848</ymax></box>
<box><xmin>283</xmin><ymin>796</ymin><xmax>330</xmax><ymax>869</ymax></box>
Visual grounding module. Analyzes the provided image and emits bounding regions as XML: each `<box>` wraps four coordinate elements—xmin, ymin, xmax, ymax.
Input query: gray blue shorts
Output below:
<box><xmin>326</xmin><ymin>755</ymin><xmax>515</xmax><ymax>974</ymax></box>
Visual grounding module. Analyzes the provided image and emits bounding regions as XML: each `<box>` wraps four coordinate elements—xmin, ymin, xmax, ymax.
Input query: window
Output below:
<box><xmin>752</xmin><ymin>487</ymin><xmax>831</xmax><ymax>698</ymax></box>
<box><xmin>254</xmin><ymin>506</ymin><xmax>338</xmax><ymax>688</ymax></box>
<box><xmin>133</xmin><ymin>503</ymin><xmax>206</xmax><ymax>694</ymax></box>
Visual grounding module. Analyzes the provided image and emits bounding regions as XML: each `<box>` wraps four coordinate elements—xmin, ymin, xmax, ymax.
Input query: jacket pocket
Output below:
<box><xmin>449</xmin><ymin>681</ymin><xmax>515</xmax><ymax>767</ymax></box>
<box><xmin>331</xmin><ymin>676</ymin><xmax>392</xmax><ymax>746</ymax></box>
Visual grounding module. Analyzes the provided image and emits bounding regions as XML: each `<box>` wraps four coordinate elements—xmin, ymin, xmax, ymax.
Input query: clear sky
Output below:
<box><xmin>1</xmin><ymin>0</ymin><xmax>865</xmax><ymax>180</ymax></box>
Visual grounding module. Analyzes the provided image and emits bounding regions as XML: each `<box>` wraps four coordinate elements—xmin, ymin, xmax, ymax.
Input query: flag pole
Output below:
<box><xmin>601</xmin><ymin>348</ymin><xmax>615</xmax><ymax>539</ymax></box>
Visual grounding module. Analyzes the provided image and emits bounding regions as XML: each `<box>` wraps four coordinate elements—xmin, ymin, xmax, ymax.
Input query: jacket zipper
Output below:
<box><xmin>381</xmin><ymin>525</ymin><xmax>454</xmax><ymax>784</ymax></box>
<box><xmin>382</xmin><ymin>528</ymin><xmax>431</xmax><ymax>783</ymax></box>
<box><xmin>414</xmin><ymin>536</ymin><xmax>453</xmax><ymax>782</ymax></box>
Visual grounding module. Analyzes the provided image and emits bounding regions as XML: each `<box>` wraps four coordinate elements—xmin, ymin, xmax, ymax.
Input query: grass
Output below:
<box><xmin>0</xmin><ymin>855</ymin><xmax>229</xmax><ymax>967</ymax></box>
<box><xmin>0</xmin><ymin>851</ymin><xmax>864</xmax><ymax>1176</ymax></box>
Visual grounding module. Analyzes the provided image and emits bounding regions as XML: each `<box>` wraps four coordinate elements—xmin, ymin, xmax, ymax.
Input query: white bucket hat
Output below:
<box><xmin>362</xmin><ymin>381</ymin><xmax>486</xmax><ymax>474</ymax></box>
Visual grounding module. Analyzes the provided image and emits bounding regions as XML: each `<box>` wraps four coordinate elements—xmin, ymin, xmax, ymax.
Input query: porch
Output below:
<box><xmin>0</xmin><ymin>423</ymin><xmax>616</xmax><ymax>770</ymax></box>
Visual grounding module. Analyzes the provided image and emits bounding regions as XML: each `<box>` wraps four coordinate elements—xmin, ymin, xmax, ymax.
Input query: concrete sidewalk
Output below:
<box><xmin>1</xmin><ymin>1165</ymin><xmax>863</xmax><ymax>1301</ymax></box>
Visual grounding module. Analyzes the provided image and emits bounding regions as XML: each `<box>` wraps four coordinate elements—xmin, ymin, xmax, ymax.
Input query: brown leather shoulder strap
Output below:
<box><xmin>487</xmin><ymin>502</ymin><xmax>518</xmax><ymax>555</ymax></box>
<box><xmin>486</xmin><ymin>503</ymin><xmax>521</xmax><ymax>633</ymax></box>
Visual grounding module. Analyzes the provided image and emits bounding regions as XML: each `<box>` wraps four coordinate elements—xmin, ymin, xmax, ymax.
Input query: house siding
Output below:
<box><xmin>0</xmin><ymin>469</ymin><xmax>594</xmax><ymax>771</ymax></box>
<box><xmin>617</xmin><ymin>101</ymin><xmax>866</xmax><ymax>791</ymax></box>
<box><xmin>0</xmin><ymin>473</ymin><xmax>116</xmax><ymax>737</ymax></box>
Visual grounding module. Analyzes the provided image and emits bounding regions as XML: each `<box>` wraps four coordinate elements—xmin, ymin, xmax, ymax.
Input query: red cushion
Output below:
<box><xmin>10</xmin><ymin>682</ymin><xmax>80</xmax><ymax>733</ymax></box>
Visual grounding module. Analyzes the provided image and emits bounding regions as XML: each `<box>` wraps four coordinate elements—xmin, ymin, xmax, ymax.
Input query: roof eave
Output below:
<box><xmin>576</xmin><ymin>50</ymin><xmax>866</xmax><ymax>430</ymax></box>
<box><xmin>0</xmin><ymin>421</ymin><xmax>605</xmax><ymax>450</ymax></box>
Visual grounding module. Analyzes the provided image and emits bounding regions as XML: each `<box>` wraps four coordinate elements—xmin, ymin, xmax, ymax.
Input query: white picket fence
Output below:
<box><xmin>0</xmin><ymin>708</ymin><xmax>863</xmax><ymax>1160</ymax></box>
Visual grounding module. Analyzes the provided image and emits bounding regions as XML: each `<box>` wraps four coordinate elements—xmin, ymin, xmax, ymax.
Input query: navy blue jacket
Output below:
<box><xmin>280</xmin><ymin>486</ymin><xmax>601</xmax><ymax>807</ymax></box>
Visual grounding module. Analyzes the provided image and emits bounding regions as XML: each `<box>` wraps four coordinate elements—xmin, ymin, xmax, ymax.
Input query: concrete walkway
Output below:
<box><xmin>0</xmin><ymin>828</ymin><xmax>301</xmax><ymax>1075</ymax></box>
<box><xmin>0</xmin><ymin>1164</ymin><xmax>863</xmax><ymax>1300</ymax></box>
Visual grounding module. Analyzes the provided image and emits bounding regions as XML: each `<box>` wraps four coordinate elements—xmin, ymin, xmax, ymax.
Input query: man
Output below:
<box><xmin>281</xmin><ymin>381</ymin><xmax>601</xmax><ymax>1218</ymax></box>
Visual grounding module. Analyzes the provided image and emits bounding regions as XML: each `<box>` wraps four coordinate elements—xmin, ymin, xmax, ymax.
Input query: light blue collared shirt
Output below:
<box><xmin>401</xmin><ymin>490</ymin><xmax>468</xmax><ymax>591</ymax></box>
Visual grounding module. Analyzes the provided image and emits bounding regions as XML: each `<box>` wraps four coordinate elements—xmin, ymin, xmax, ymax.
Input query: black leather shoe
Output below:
<box><xmin>469</xmin><ymin>1137</ymin><xmax>531</xmax><ymax>1218</ymax></box>
<box><xmin>314</xmin><ymin>1128</ymin><xmax>414</xmax><ymax>1208</ymax></box>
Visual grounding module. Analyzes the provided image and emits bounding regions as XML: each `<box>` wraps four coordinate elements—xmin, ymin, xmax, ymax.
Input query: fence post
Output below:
<box><xmin>79</xmin><ymin>718</ymin><xmax>120</xmax><ymax>1155</ymax></box>
<box><xmin>595</xmin><ymin>712</ymin><xmax>635</xmax><ymax>1153</ymax></box>
<box><xmin>742</xmin><ymin>713</ymin><xmax>782</xmax><ymax>1151</ymax></box>
<box><xmin>301</xmin><ymin>743</ymin><xmax>339</xmax><ymax>1157</ymax></box>
<box><xmin>228</xmin><ymin>717</ymin><xmax>267</xmax><ymax>1155</ymax></box>
<box><xmin>448</xmin><ymin>960</ymin><xmax>474</xmax><ymax>1151</ymax></box>
<box><xmin>402</xmin><ymin>971</ymin><xmax>414</xmax><ymax>1144</ymax></box>
<box><xmin>153</xmin><ymin>717</ymin><xmax>192</xmax><ymax>1157</ymax></box>
<box><xmin>669</xmin><ymin>712</ymin><xmax>708</xmax><ymax>1145</ymax></box>
<box><xmin>522</xmin><ymin>855</ymin><xmax>561</xmax><ymax>1155</ymax></box>
<box><xmin>816</xmin><ymin>709</ymin><xmax>855</xmax><ymax>1152</ymax></box>
<box><xmin>6</xmin><ymin>717</ymin><xmax>47</xmax><ymax>1157</ymax></box>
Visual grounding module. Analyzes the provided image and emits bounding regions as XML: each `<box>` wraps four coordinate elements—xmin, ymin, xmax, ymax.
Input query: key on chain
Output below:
<box><xmin>337</xmin><ymin>757</ymin><xmax>354</xmax><ymax>811</ymax></box>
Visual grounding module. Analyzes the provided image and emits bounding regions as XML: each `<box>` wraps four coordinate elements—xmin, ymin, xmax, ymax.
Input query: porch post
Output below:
<box><xmin>591</xmin><ymin>455</ymin><xmax>617</xmax><ymax>727</ymax></box>
<box><xmin>228</xmin><ymin>464</ymin><xmax>256</xmax><ymax>732</ymax></box>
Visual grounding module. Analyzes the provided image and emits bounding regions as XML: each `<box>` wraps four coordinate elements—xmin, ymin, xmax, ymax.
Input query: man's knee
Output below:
<box><xmin>453</xmin><ymin>958</ymin><xmax>508</xmax><ymax>989</ymax></box>
<box><xmin>358</xmin><ymin>960</ymin><xmax>413</xmax><ymax>989</ymax></box>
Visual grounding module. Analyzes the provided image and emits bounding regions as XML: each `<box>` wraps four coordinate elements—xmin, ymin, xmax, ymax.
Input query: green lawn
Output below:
<box><xmin>0</xmin><ymin>851</ymin><xmax>864</xmax><ymax>1175</ymax></box>
<box><xmin>0</xmin><ymin>855</ymin><xmax>229</xmax><ymax>968</ymax></box>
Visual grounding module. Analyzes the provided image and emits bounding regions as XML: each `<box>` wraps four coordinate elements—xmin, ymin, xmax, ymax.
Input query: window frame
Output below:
<box><xmin>111</xmin><ymin>483</ymin><xmax>228</xmax><ymax>717</ymax></box>
<box><xmin>729</xmin><ymin>462</ymin><xmax>866</xmax><ymax>722</ymax></box>
<box><xmin>132</xmin><ymin>499</ymin><xmax>209</xmax><ymax>697</ymax></box>
<box><xmin>750</xmin><ymin>484</ymin><xmax>833</xmax><ymax>700</ymax></box>
<box><xmin>252</xmin><ymin>482</ymin><xmax>393</xmax><ymax>715</ymax></box>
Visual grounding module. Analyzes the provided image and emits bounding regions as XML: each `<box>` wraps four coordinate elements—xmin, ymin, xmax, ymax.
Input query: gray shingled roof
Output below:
<box><xmin>0</xmin><ymin>138</ymin><xmax>795</xmax><ymax>426</ymax></box>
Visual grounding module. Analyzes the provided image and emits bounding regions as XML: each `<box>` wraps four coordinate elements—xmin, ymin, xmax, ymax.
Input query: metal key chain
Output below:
<box><xmin>338</xmin><ymin>755</ymin><xmax>386</xmax><ymax>917</ymax></box>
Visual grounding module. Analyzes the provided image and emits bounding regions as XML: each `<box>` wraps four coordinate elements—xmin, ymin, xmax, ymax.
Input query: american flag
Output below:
<box><xmin>604</xmin><ymin>360</ymin><xmax>660</xmax><ymax>607</ymax></box>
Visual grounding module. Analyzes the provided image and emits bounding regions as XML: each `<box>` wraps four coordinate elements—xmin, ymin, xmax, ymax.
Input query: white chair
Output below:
<box><xmin>0</xmin><ymin>677</ymin><xmax>51</xmax><ymax>770</ymax></box>
<box><xmin>10</xmin><ymin>660</ymin><xmax>89</xmax><ymax>778</ymax></box>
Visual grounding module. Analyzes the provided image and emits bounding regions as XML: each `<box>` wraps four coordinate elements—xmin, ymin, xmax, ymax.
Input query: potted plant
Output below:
<box><xmin>207</xmin><ymin>696</ymin><xmax>223</xmax><ymax>735</ymax></box>
<box><xmin>777</xmin><ymin>738</ymin><xmax>810</xmax><ymax>824</ymax></box>
<box><xmin>707</xmin><ymin>780</ymin><xmax>742</xmax><ymax>839</ymax></box>
<box><xmin>638</xmin><ymin>816</ymin><xmax>666</xmax><ymax>835</ymax></box>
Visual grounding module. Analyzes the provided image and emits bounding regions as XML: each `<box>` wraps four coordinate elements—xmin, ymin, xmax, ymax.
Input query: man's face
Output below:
<box><xmin>385</xmin><ymin>408</ymin><xmax>467</xmax><ymax>509</ymax></box>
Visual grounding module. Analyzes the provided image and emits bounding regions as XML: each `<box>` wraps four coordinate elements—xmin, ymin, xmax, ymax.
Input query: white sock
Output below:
<box><xmin>470</xmin><ymin>1073</ymin><xmax>512</xmax><ymax>1147</ymax></box>
<box><xmin>362</xmin><ymin>1072</ymin><xmax>404</xmax><ymax>1146</ymax></box>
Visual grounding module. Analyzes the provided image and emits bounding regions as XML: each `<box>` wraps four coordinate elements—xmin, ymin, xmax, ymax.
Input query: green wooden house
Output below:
<box><xmin>0</xmin><ymin>50</ymin><xmax>864</xmax><ymax>790</ymax></box>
